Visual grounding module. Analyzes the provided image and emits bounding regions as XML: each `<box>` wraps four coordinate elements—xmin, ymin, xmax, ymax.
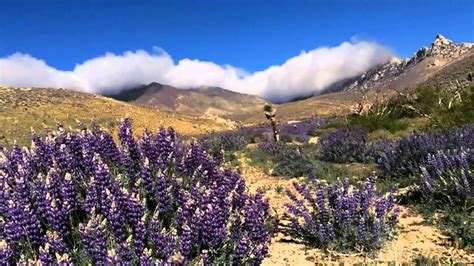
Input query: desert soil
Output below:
<box><xmin>236</xmin><ymin>154</ymin><xmax>474</xmax><ymax>265</ymax></box>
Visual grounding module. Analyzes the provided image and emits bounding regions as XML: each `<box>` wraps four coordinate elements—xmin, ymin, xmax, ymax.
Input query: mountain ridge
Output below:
<box><xmin>108</xmin><ymin>82</ymin><xmax>267</xmax><ymax>119</ymax></box>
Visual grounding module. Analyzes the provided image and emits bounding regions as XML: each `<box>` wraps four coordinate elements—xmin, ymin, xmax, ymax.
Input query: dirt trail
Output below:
<box><xmin>237</xmin><ymin>155</ymin><xmax>474</xmax><ymax>265</ymax></box>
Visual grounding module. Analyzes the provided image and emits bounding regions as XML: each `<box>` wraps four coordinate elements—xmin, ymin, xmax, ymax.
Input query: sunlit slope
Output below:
<box><xmin>241</xmin><ymin>91</ymin><xmax>355</xmax><ymax>125</ymax></box>
<box><xmin>0</xmin><ymin>87</ymin><xmax>229</xmax><ymax>146</ymax></box>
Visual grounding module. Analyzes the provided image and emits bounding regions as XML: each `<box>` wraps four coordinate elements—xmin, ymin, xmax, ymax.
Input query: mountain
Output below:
<box><xmin>241</xmin><ymin>35</ymin><xmax>474</xmax><ymax>124</ymax></box>
<box><xmin>0</xmin><ymin>87</ymin><xmax>230</xmax><ymax>147</ymax></box>
<box><xmin>108</xmin><ymin>82</ymin><xmax>267</xmax><ymax>120</ymax></box>
<box><xmin>328</xmin><ymin>34</ymin><xmax>473</xmax><ymax>94</ymax></box>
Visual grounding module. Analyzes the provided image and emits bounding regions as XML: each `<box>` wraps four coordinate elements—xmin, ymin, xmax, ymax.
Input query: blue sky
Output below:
<box><xmin>0</xmin><ymin>1</ymin><xmax>473</xmax><ymax>101</ymax></box>
<box><xmin>1</xmin><ymin>0</ymin><xmax>472</xmax><ymax>71</ymax></box>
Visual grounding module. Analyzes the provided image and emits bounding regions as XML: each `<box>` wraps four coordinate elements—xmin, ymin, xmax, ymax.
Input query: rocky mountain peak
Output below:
<box><xmin>429</xmin><ymin>34</ymin><xmax>472</xmax><ymax>58</ymax></box>
<box><xmin>433</xmin><ymin>34</ymin><xmax>453</xmax><ymax>47</ymax></box>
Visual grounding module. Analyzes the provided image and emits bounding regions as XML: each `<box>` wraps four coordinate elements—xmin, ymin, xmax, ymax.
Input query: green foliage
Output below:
<box><xmin>311</xmin><ymin>160</ymin><xmax>377</xmax><ymax>185</ymax></box>
<box><xmin>434</xmin><ymin>86</ymin><xmax>474</xmax><ymax>128</ymax></box>
<box><xmin>247</xmin><ymin>142</ymin><xmax>311</xmax><ymax>178</ymax></box>
<box><xmin>348</xmin><ymin>114</ymin><xmax>409</xmax><ymax>133</ymax></box>
<box><xmin>348</xmin><ymin>85</ymin><xmax>473</xmax><ymax>134</ymax></box>
<box><xmin>263</xmin><ymin>103</ymin><xmax>273</xmax><ymax>113</ymax></box>
<box><xmin>274</xmin><ymin>185</ymin><xmax>284</xmax><ymax>194</ymax></box>
<box><xmin>411</xmin><ymin>255</ymin><xmax>441</xmax><ymax>266</ymax></box>
<box><xmin>279</xmin><ymin>134</ymin><xmax>293</xmax><ymax>143</ymax></box>
<box><xmin>271</xmin><ymin>147</ymin><xmax>310</xmax><ymax>178</ymax></box>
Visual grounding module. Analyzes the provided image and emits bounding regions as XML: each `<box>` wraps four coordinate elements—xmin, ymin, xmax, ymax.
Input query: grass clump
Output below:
<box><xmin>245</xmin><ymin>141</ymin><xmax>312</xmax><ymax>178</ymax></box>
<box><xmin>348</xmin><ymin>115</ymin><xmax>409</xmax><ymax>133</ymax></box>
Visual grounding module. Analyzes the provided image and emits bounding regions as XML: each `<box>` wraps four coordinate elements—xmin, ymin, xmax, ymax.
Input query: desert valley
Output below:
<box><xmin>0</xmin><ymin>1</ymin><xmax>473</xmax><ymax>265</ymax></box>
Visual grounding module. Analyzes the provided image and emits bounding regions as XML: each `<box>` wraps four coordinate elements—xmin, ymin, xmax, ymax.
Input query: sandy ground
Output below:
<box><xmin>237</xmin><ymin>155</ymin><xmax>474</xmax><ymax>265</ymax></box>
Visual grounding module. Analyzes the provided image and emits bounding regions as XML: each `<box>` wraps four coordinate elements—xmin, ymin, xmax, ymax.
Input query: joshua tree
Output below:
<box><xmin>263</xmin><ymin>103</ymin><xmax>280</xmax><ymax>142</ymax></box>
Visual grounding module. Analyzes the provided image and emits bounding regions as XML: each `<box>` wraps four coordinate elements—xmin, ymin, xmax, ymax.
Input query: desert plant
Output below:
<box><xmin>285</xmin><ymin>174</ymin><xmax>399</xmax><ymax>253</ymax></box>
<box><xmin>419</xmin><ymin>148</ymin><xmax>473</xmax><ymax>205</ymax></box>
<box><xmin>263</xmin><ymin>103</ymin><xmax>280</xmax><ymax>143</ymax></box>
<box><xmin>279</xmin><ymin>119</ymin><xmax>326</xmax><ymax>143</ymax></box>
<box><xmin>198</xmin><ymin>131</ymin><xmax>248</xmax><ymax>164</ymax></box>
<box><xmin>257</xmin><ymin>141</ymin><xmax>311</xmax><ymax>178</ymax></box>
<box><xmin>0</xmin><ymin>119</ymin><xmax>274</xmax><ymax>265</ymax></box>
<box><xmin>395</xmin><ymin>145</ymin><xmax>474</xmax><ymax>251</ymax></box>
<box><xmin>377</xmin><ymin>125</ymin><xmax>474</xmax><ymax>179</ymax></box>
<box><xmin>319</xmin><ymin>126</ymin><xmax>371</xmax><ymax>163</ymax></box>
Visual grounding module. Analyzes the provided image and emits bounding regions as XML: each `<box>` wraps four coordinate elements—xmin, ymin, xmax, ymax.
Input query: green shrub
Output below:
<box><xmin>348</xmin><ymin>115</ymin><xmax>409</xmax><ymax>133</ymax></box>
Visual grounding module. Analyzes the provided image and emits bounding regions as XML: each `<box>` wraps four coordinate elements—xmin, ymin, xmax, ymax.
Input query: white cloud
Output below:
<box><xmin>0</xmin><ymin>40</ymin><xmax>393</xmax><ymax>102</ymax></box>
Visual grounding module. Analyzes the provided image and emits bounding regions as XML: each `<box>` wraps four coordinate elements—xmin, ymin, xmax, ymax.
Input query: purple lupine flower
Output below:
<box><xmin>378</xmin><ymin>125</ymin><xmax>473</xmax><ymax>178</ymax></box>
<box><xmin>155</xmin><ymin>174</ymin><xmax>171</xmax><ymax>214</ymax></box>
<box><xmin>107</xmin><ymin>249</ymin><xmax>120</xmax><ymax>264</ymax></box>
<box><xmin>84</xmin><ymin>176</ymin><xmax>99</xmax><ymax>214</ymax></box>
<box><xmin>148</xmin><ymin>213</ymin><xmax>176</xmax><ymax>259</ymax></box>
<box><xmin>39</xmin><ymin>243</ymin><xmax>53</xmax><ymax>265</ymax></box>
<box><xmin>1</xmin><ymin>119</ymin><xmax>274</xmax><ymax>264</ymax></box>
<box><xmin>133</xmin><ymin>214</ymin><xmax>147</xmax><ymax>256</ymax></box>
<box><xmin>117</xmin><ymin>236</ymin><xmax>135</xmax><ymax>265</ymax></box>
<box><xmin>61</xmin><ymin>173</ymin><xmax>77</xmax><ymax>215</ymax></box>
<box><xmin>320</xmin><ymin>126</ymin><xmax>370</xmax><ymax>163</ymax></box>
<box><xmin>80</xmin><ymin>215</ymin><xmax>108</xmax><ymax>264</ymax></box>
<box><xmin>141</xmin><ymin>158</ymin><xmax>155</xmax><ymax>198</ymax></box>
<box><xmin>371</xmin><ymin>219</ymin><xmax>382</xmax><ymax>247</ymax></box>
<box><xmin>178</xmin><ymin>224</ymin><xmax>195</xmax><ymax>256</ymax></box>
<box><xmin>285</xmin><ymin>175</ymin><xmax>398</xmax><ymax>252</ymax></box>
<box><xmin>45</xmin><ymin>194</ymin><xmax>68</xmax><ymax>235</ymax></box>
<box><xmin>316</xmin><ymin>184</ymin><xmax>329</xmax><ymax>223</ymax></box>
<box><xmin>233</xmin><ymin>235</ymin><xmax>250</xmax><ymax>264</ymax></box>
<box><xmin>106</xmin><ymin>198</ymin><xmax>127</xmax><ymax>243</ymax></box>
<box><xmin>418</xmin><ymin>148</ymin><xmax>473</xmax><ymax>205</ymax></box>
<box><xmin>140</xmin><ymin>248</ymin><xmax>154</xmax><ymax>266</ymax></box>
<box><xmin>118</xmin><ymin>118</ymin><xmax>142</xmax><ymax>178</ymax></box>
<box><xmin>389</xmin><ymin>207</ymin><xmax>400</xmax><ymax>230</ymax></box>
<box><xmin>250</xmin><ymin>243</ymin><xmax>269</xmax><ymax>265</ymax></box>
<box><xmin>42</xmin><ymin>230</ymin><xmax>69</xmax><ymax>256</ymax></box>
<box><xmin>0</xmin><ymin>240</ymin><xmax>13</xmax><ymax>265</ymax></box>
<box><xmin>375</xmin><ymin>198</ymin><xmax>387</xmax><ymax>221</ymax></box>
<box><xmin>358</xmin><ymin>218</ymin><xmax>367</xmax><ymax>242</ymax></box>
<box><xmin>55</xmin><ymin>253</ymin><xmax>73</xmax><ymax>265</ymax></box>
<box><xmin>5</xmin><ymin>200</ymin><xmax>24</xmax><ymax>245</ymax></box>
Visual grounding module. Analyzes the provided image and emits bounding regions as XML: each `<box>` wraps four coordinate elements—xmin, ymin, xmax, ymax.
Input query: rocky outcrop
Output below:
<box><xmin>337</xmin><ymin>35</ymin><xmax>474</xmax><ymax>93</ymax></box>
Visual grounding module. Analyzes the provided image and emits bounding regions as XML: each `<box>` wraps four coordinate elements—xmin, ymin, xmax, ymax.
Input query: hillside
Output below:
<box><xmin>108</xmin><ymin>82</ymin><xmax>266</xmax><ymax>120</ymax></box>
<box><xmin>0</xmin><ymin>87</ymin><xmax>230</xmax><ymax>146</ymax></box>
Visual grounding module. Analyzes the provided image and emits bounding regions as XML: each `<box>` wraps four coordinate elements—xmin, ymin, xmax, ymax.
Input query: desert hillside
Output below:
<box><xmin>0</xmin><ymin>87</ymin><xmax>230</xmax><ymax>146</ymax></box>
<box><xmin>108</xmin><ymin>82</ymin><xmax>266</xmax><ymax>120</ymax></box>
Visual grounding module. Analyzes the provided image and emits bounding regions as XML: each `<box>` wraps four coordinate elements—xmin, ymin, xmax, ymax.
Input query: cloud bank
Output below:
<box><xmin>0</xmin><ymin>40</ymin><xmax>393</xmax><ymax>102</ymax></box>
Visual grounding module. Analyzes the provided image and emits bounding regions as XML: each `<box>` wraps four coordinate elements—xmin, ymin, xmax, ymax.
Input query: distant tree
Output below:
<box><xmin>263</xmin><ymin>103</ymin><xmax>280</xmax><ymax>142</ymax></box>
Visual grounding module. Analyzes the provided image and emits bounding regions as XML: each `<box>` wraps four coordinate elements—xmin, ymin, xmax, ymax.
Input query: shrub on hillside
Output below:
<box><xmin>0</xmin><ymin>119</ymin><xmax>274</xmax><ymax>265</ymax></box>
<box><xmin>257</xmin><ymin>141</ymin><xmax>311</xmax><ymax>178</ymax></box>
<box><xmin>279</xmin><ymin>119</ymin><xmax>326</xmax><ymax>143</ymax></box>
<box><xmin>320</xmin><ymin>126</ymin><xmax>371</xmax><ymax>163</ymax></box>
<box><xmin>435</xmin><ymin>86</ymin><xmax>474</xmax><ymax>128</ymax></box>
<box><xmin>369</xmin><ymin>139</ymin><xmax>397</xmax><ymax>163</ymax></box>
<box><xmin>419</xmin><ymin>148</ymin><xmax>473</xmax><ymax>205</ymax></box>
<box><xmin>348</xmin><ymin>115</ymin><xmax>409</xmax><ymax>133</ymax></box>
<box><xmin>377</xmin><ymin>125</ymin><xmax>474</xmax><ymax>179</ymax></box>
<box><xmin>285</xmin><ymin>174</ymin><xmax>399</xmax><ymax>253</ymax></box>
<box><xmin>199</xmin><ymin>131</ymin><xmax>248</xmax><ymax>163</ymax></box>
